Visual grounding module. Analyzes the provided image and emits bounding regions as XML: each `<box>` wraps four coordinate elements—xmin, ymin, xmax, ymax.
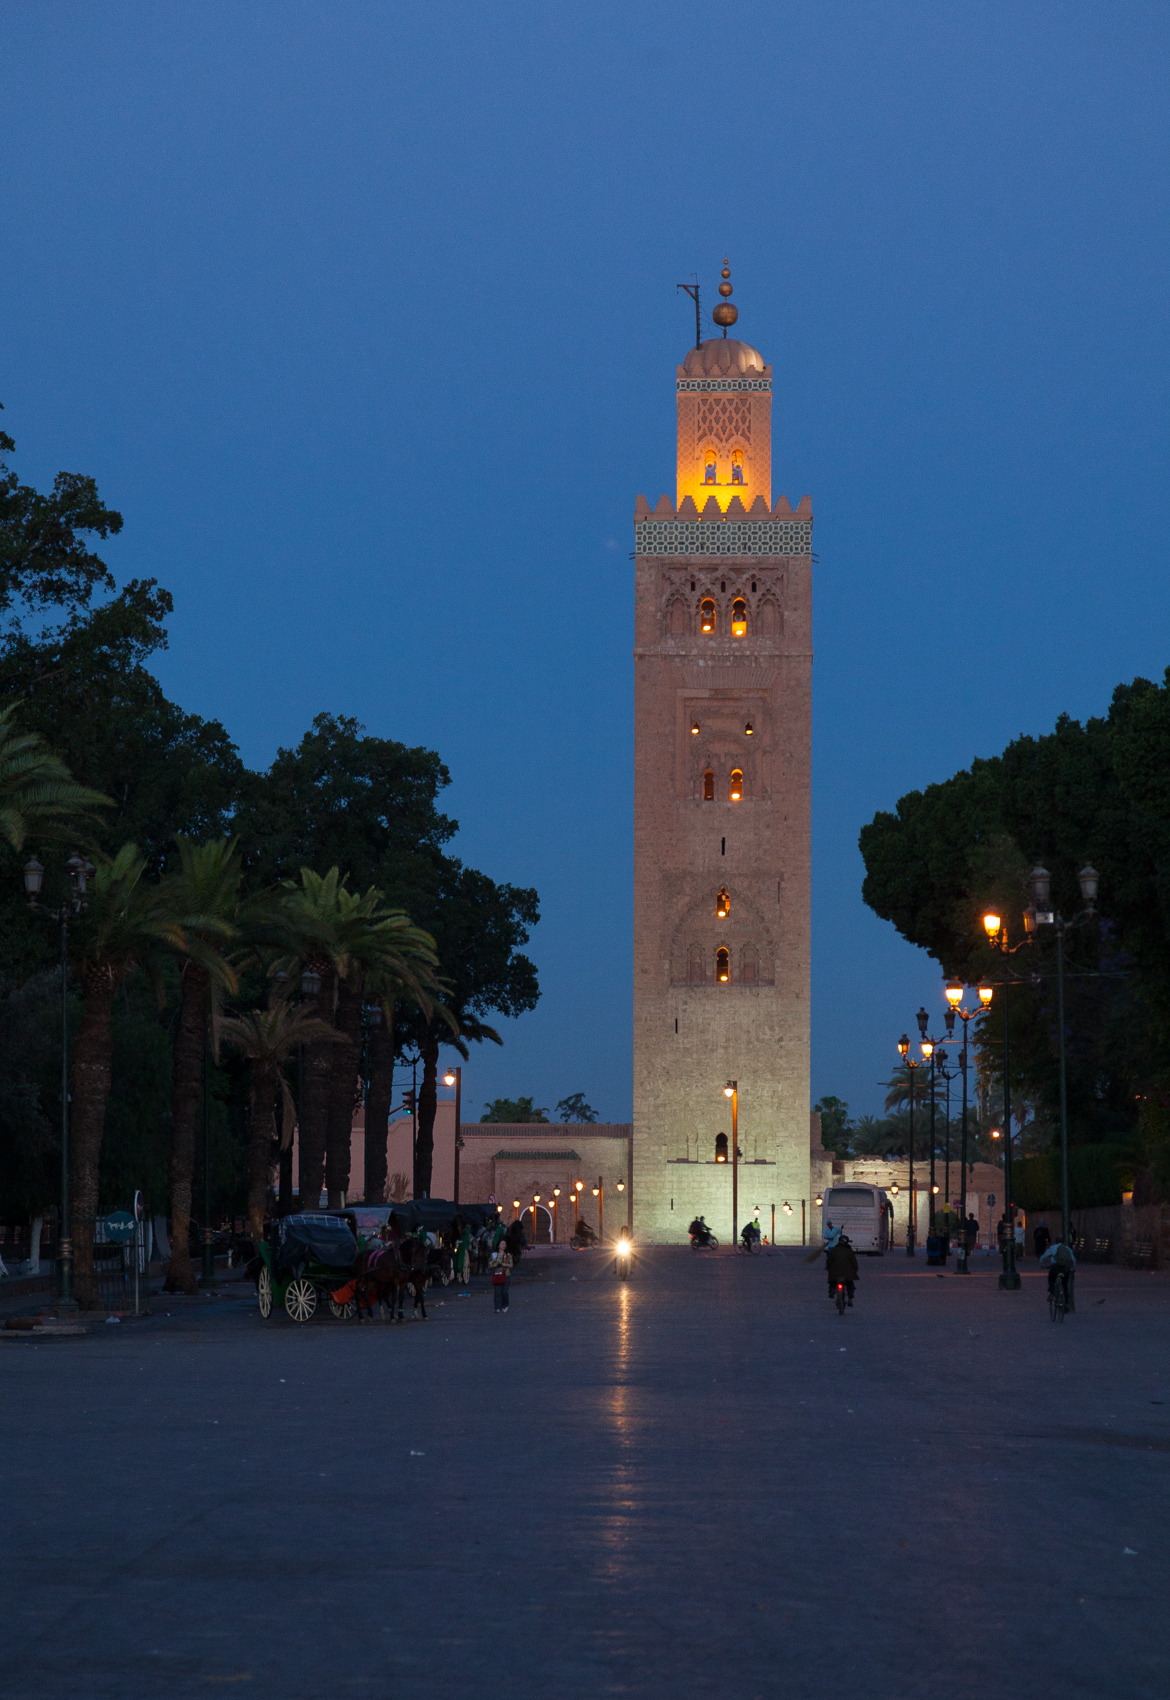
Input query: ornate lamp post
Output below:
<box><xmin>23</xmin><ymin>854</ymin><xmax>93</xmax><ymax>1312</ymax></box>
<box><xmin>724</xmin><ymin>1080</ymin><xmax>739</xmax><ymax>1249</ymax></box>
<box><xmin>979</xmin><ymin>909</ymin><xmax>1024</xmax><ymax>1290</ymax></box>
<box><xmin>442</xmin><ymin>1066</ymin><xmax>463</xmax><ymax>1205</ymax></box>
<box><xmin>943</xmin><ymin>977</ymin><xmax>994</xmax><ymax>1273</ymax></box>
<box><xmin>895</xmin><ymin>1035</ymin><xmax>926</xmax><ymax>1255</ymax></box>
<box><xmin>592</xmin><ymin>1178</ymin><xmax>604</xmax><ymax>1244</ymax></box>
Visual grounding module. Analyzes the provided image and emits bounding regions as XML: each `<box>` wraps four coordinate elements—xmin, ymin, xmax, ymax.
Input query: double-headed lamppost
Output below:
<box><xmin>552</xmin><ymin>1187</ymin><xmax>561</xmax><ymax>1241</ymax></box>
<box><xmin>573</xmin><ymin>1179</ymin><xmax>583</xmax><ymax>1232</ymax></box>
<box><xmin>592</xmin><ymin>1178</ymin><xmax>604</xmax><ymax>1244</ymax></box>
<box><xmin>1024</xmin><ymin>863</ymin><xmax>1100</xmax><ymax>1248</ymax></box>
<box><xmin>23</xmin><ymin>854</ymin><xmax>93</xmax><ymax>1312</ymax></box>
<box><xmin>442</xmin><ymin>1065</ymin><xmax>463</xmax><ymax>1205</ymax></box>
<box><xmin>895</xmin><ymin>1036</ymin><xmax>926</xmax><ymax>1255</ymax></box>
<box><xmin>724</xmin><ymin>1080</ymin><xmax>739</xmax><ymax>1249</ymax></box>
<box><xmin>914</xmin><ymin>1005</ymin><xmax>953</xmax><ymax>1241</ymax></box>
<box><xmin>943</xmin><ymin>977</ymin><xmax>994</xmax><ymax>1273</ymax></box>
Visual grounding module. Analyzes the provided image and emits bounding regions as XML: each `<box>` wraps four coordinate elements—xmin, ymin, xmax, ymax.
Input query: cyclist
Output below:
<box><xmin>741</xmin><ymin>1219</ymin><xmax>761</xmax><ymax>1252</ymax></box>
<box><xmin>1039</xmin><ymin>1237</ymin><xmax>1076</xmax><ymax>1307</ymax></box>
<box><xmin>825</xmin><ymin>1233</ymin><xmax>859</xmax><ymax>1307</ymax></box>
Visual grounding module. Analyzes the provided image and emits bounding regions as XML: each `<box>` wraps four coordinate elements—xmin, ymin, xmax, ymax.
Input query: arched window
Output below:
<box><xmin>758</xmin><ymin>599</ymin><xmax>780</xmax><ymax>636</ymax></box>
<box><xmin>729</xmin><ymin>769</ymin><xmax>743</xmax><ymax>802</ymax></box>
<box><xmin>730</xmin><ymin>450</ymin><xmax>744</xmax><ymax>486</ymax></box>
<box><xmin>741</xmin><ymin>945</ymin><xmax>758</xmax><ymax>985</ymax></box>
<box><xmin>715</xmin><ymin>886</ymin><xmax>730</xmax><ymax>918</ymax></box>
<box><xmin>716</xmin><ymin>946</ymin><xmax>730</xmax><ymax>982</ymax></box>
<box><xmin>714</xmin><ymin>1132</ymin><xmax>729</xmax><ymax>1162</ymax></box>
<box><xmin>667</xmin><ymin>599</ymin><xmax>687</xmax><ymax>635</ymax></box>
<box><xmin>687</xmin><ymin>945</ymin><xmax>704</xmax><ymax>984</ymax></box>
<box><xmin>731</xmin><ymin>597</ymin><xmax>747</xmax><ymax>637</ymax></box>
<box><xmin>703</xmin><ymin>770</ymin><xmax>715</xmax><ymax>801</ymax></box>
<box><xmin>700</xmin><ymin>598</ymin><xmax>716</xmax><ymax>634</ymax></box>
<box><xmin>703</xmin><ymin>450</ymin><xmax>717</xmax><ymax>485</ymax></box>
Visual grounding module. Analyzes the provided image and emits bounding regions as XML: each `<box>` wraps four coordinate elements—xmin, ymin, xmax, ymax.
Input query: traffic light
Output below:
<box><xmin>400</xmin><ymin>1089</ymin><xmax>416</xmax><ymax>1117</ymax></box>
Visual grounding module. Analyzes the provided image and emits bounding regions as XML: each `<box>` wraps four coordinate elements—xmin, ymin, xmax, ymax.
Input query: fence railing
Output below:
<box><xmin>73</xmin><ymin>1215</ymin><xmax>150</xmax><ymax>1315</ymax></box>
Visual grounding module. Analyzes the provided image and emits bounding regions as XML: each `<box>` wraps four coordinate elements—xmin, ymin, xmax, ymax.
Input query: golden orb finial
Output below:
<box><xmin>711</xmin><ymin>256</ymin><xmax>738</xmax><ymax>336</ymax></box>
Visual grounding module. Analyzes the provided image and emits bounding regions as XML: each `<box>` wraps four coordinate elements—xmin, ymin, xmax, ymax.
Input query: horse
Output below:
<box><xmin>350</xmin><ymin>1237</ymin><xmax>429</xmax><ymax>1321</ymax></box>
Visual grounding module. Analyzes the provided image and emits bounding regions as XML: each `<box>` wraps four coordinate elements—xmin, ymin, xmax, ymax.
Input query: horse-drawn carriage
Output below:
<box><xmin>255</xmin><ymin>1213</ymin><xmax>360</xmax><ymax>1323</ymax></box>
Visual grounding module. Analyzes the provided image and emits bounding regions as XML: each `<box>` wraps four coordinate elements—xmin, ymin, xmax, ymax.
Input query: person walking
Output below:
<box><xmin>965</xmin><ymin>1212</ymin><xmax>979</xmax><ymax>1256</ymax></box>
<box><xmin>1033</xmin><ymin>1220</ymin><xmax>1052</xmax><ymax>1259</ymax></box>
<box><xmin>491</xmin><ymin>1240</ymin><xmax>513</xmax><ymax>1312</ymax></box>
<box><xmin>1013</xmin><ymin>1217</ymin><xmax>1026</xmax><ymax>1261</ymax></box>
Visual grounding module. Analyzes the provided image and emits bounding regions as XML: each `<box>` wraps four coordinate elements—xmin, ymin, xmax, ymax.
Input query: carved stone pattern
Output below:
<box><xmin>677</xmin><ymin>378</ymin><xmax>772</xmax><ymax>393</ymax></box>
<box><xmin>635</xmin><ymin>520</ymin><xmax>812</xmax><ymax>557</ymax></box>
<box><xmin>697</xmin><ymin>396</ymin><xmax>751</xmax><ymax>445</ymax></box>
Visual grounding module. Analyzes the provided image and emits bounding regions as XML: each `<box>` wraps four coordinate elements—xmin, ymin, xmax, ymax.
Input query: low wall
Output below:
<box><xmin>1026</xmin><ymin>1202</ymin><xmax>1170</xmax><ymax>1268</ymax></box>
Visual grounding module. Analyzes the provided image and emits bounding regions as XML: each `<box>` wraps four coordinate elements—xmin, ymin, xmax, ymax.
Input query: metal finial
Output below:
<box><xmin>712</xmin><ymin>256</ymin><xmax>738</xmax><ymax>336</ymax></box>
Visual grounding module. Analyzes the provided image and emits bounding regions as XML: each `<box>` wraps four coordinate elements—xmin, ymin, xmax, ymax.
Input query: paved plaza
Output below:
<box><xmin>2</xmin><ymin>1247</ymin><xmax>1168</xmax><ymax>1698</ymax></box>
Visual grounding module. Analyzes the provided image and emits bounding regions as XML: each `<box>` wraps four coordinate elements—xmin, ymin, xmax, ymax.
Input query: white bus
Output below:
<box><xmin>822</xmin><ymin>1183</ymin><xmax>892</xmax><ymax>1255</ymax></box>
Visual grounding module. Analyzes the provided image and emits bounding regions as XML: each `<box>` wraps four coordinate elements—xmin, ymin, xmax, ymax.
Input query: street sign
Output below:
<box><xmin>133</xmin><ymin>1190</ymin><xmax>143</xmax><ymax>1223</ymax></box>
<box><xmin>488</xmin><ymin>1193</ymin><xmax>496</xmax><ymax>1204</ymax></box>
<box><xmin>987</xmin><ymin>1193</ymin><xmax>996</xmax><ymax>1206</ymax></box>
<box><xmin>104</xmin><ymin>1210</ymin><xmax>137</xmax><ymax>1243</ymax></box>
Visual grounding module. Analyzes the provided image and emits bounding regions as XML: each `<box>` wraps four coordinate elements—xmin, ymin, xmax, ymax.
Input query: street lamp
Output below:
<box><xmin>724</xmin><ymin>1080</ymin><xmax>739</xmax><ymax>1249</ymax></box>
<box><xmin>552</xmin><ymin>1186</ymin><xmax>560</xmax><ymax>1242</ymax></box>
<box><xmin>895</xmin><ymin>1036</ymin><xmax>923</xmax><ymax>1255</ymax></box>
<box><xmin>942</xmin><ymin>977</ymin><xmax>993</xmax><ymax>1273</ymax></box>
<box><xmin>592</xmin><ymin>1178</ymin><xmax>603</xmax><ymax>1243</ymax></box>
<box><xmin>442</xmin><ymin>1065</ymin><xmax>463</xmax><ymax>1205</ymax></box>
<box><xmin>512</xmin><ymin>1197</ymin><xmax>520</xmax><ymax>1221</ymax></box>
<box><xmin>1025</xmin><ymin>863</ymin><xmax>1101</xmax><ymax>1247</ymax></box>
<box><xmin>23</xmin><ymin>854</ymin><xmax>92</xmax><ymax>1311</ymax></box>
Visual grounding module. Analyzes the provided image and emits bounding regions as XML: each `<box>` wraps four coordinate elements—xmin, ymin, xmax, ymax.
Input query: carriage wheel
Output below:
<box><xmin>328</xmin><ymin>1296</ymin><xmax>358</xmax><ymax>1320</ymax></box>
<box><xmin>284</xmin><ymin>1277</ymin><xmax>317</xmax><ymax>1322</ymax></box>
<box><xmin>440</xmin><ymin>1268</ymin><xmax>452</xmax><ymax>1286</ymax></box>
<box><xmin>257</xmin><ymin>1266</ymin><xmax>273</xmax><ymax>1318</ymax></box>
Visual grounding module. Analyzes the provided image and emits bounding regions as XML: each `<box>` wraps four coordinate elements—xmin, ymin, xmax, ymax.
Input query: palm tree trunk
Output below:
<box><xmin>298</xmin><ymin>960</ymin><xmax>334</xmax><ymax>1209</ymax></box>
<box><xmin>69</xmin><ymin>966</ymin><xmax>119</xmax><ymax>1309</ymax></box>
<box><xmin>247</xmin><ymin>1065</ymin><xmax>279</xmax><ymax>1244</ymax></box>
<box><xmin>414</xmin><ymin>1028</ymin><xmax>439</xmax><ymax>1199</ymax></box>
<box><xmin>166</xmin><ymin>961</ymin><xmax>208</xmax><ymax>1294</ymax></box>
<box><xmin>325</xmin><ymin>974</ymin><xmax>362</xmax><ymax>1207</ymax></box>
<box><xmin>363</xmin><ymin>1004</ymin><xmax>395</xmax><ymax>1203</ymax></box>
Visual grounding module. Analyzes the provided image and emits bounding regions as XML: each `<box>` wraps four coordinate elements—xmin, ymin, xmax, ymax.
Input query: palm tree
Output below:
<box><xmin>0</xmin><ymin>701</ymin><xmax>108</xmax><ymax>850</ymax></box>
<box><xmin>156</xmin><ymin>837</ymin><xmax>243</xmax><ymax>1293</ymax></box>
<box><xmin>217</xmin><ymin>996</ymin><xmax>339</xmax><ymax>1243</ymax></box>
<box><xmin>275</xmin><ymin>869</ymin><xmax>445</xmax><ymax>1208</ymax></box>
<box><xmin>68</xmin><ymin>843</ymin><xmax>168</xmax><ymax>1306</ymax></box>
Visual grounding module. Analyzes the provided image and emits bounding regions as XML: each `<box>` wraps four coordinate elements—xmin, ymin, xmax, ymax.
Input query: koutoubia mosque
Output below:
<box><xmin>631</xmin><ymin>262</ymin><xmax>813</xmax><ymax>1243</ymax></box>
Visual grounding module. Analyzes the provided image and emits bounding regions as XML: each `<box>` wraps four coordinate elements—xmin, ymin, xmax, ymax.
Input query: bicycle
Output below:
<box><xmin>1048</xmin><ymin>1270</ymin><xmax>1073</xmax><ymax>1322</ymax></box>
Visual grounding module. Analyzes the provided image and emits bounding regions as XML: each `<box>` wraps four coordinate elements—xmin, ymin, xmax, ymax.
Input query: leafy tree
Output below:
<box><xmin>481</xmin><ymin>1096</ymin><xmax>548</xmax><ymax>1124</ymax></box>
<box><xmin>233</xmin><ymin>713</ymin><xmax>456</xmax><ymax>897</ymax></box>
<box><xmin>814</xmin><ymin>1095</ymin><xmax>852</xmax><ymax>1154</ymax></box>
<box><xmin>858</xmin><ymin>671</ymin><xmax>1170</xmax><ymax>1157</ymax></box>
<box><xmin>396</xmin><ymin>860</ymin><xmax>539</xmax><ymax>1195</ymax></box>
<box><xmin>556</xmin><ymin>1092</ymin><xmax>598</xmax><ymax>1124</ymax></box>
<box><xmin>0</xmin><ymin>409</ymin><xmax>123</xmax><ymax>626</ymax></box>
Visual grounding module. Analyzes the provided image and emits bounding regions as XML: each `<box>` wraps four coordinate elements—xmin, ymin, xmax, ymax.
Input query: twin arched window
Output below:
<box><xmin>702</xmin><ymin>770</ymin><xmax>745</xmax><ymax>802</ymax></box>
<box><xmin>698</xmin><ymin>596</ymin><xmax>748</xmax><ymax>637</ymax></box>
<box><xmin>731</xmin><ymin>451</ymin><xmax>744</xmax><ymax>486</ymax></box>
<box><xmin>731</xmin><ymin>598</ymin><xmax>747</xmax><ymax>637</ymax></box>
<box><xmin>700</xmin><ymin>598</ymin><xmax>716</xmax><ymax>634</ymax></box>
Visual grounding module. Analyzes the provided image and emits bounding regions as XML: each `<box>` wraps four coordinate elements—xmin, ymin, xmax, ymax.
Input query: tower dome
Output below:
<box><xmin>681</xmin><ymin>338</ymin><xmax>767</xmax><ymax>378</ymax></box>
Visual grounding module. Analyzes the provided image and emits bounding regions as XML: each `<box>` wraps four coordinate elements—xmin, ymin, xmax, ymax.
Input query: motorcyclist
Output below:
<box><xmin>689</xmin><ymin>1215</ymin><xmax>713</xmax><ymax>1247</ymax></box>
<box><xmin>825</xmin><ymin>1233</ymin><xmax>859</xmax><ymax>1306</ymax></box>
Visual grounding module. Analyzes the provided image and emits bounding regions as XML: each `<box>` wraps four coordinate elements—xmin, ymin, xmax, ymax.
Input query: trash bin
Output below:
<box><xmin>926</xmin><ymin>1234</ymin><xmax>946</xmax><ymax>1266</ymax></box>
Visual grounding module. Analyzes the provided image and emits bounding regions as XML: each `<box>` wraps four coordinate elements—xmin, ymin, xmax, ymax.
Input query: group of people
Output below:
<box><xmin>369</xmin><ymin>1210</ymin><xmax>527</xmax><ymax>1312</ymax></box>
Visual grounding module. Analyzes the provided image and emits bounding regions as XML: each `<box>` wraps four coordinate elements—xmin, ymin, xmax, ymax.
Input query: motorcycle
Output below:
<box><xmin>689</xmin><ymin>1225</ymin><xmax>719</xmax><ymax>1249</ymax></box>
<box><xmin>614</xmin><ymin>1235</ymin><xmax>635</xmax><ymax>1280</ymax></box>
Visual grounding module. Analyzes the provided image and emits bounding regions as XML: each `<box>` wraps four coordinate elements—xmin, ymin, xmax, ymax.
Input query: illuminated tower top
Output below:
<box><xmin>675</xmin><ymin>261</ymin><xmax>772</xmax><ymax>514</ymax></box>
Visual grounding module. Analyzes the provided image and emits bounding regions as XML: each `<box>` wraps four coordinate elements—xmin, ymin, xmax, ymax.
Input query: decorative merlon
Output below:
<box><xmin>633</xmin><ymin>492</ymin><xmax>813</xmax><ymax>557</ymax></box>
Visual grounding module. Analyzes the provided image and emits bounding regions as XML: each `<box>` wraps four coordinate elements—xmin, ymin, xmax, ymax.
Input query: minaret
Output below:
<box><xmin>631</xmin><ymin>264</ymin><xmax>812</xmax><ymax>1244</ymax></box>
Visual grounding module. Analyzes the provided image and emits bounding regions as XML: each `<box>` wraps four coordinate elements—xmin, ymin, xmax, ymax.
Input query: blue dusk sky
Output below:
<box><xmin>4</xmin><ymin>3</ymin><xmax>1170</xmax><ymax>1124</ymax></box>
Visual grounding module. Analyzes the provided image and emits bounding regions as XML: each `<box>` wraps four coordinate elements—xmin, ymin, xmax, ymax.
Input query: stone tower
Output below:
<box><xmin>631</xmin><ymin>266</ymin><xmax>812</xmax><ymax>1244</ymax></box>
